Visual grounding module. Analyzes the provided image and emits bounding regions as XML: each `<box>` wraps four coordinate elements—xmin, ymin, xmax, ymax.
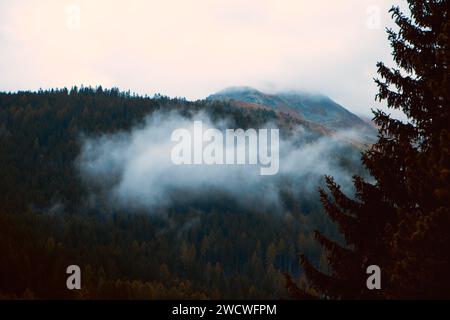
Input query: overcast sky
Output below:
<box><xmin>0</xmin><ymin>0</ymin><xmax>406</xmax><ymax>118</ymax></box>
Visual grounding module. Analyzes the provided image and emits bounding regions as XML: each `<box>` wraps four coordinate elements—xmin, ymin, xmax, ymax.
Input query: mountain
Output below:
<box><xmin>0</xmin><ymin>86</ymin><xmax>363</xmax><ymax>299</ymax></box>
<box><xmin>207</xmin><ymin>87</ymin><xmax>376</xmax><ymax>135</ymax></box>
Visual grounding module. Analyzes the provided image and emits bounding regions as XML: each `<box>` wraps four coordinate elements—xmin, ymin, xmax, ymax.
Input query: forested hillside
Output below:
<box><xmin>0</xmin><ymin>87</ymin><xmax>363</xmax><ymax>299</ymax></box>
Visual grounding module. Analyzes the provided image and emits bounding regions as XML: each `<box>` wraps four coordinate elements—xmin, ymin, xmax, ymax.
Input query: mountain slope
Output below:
<box><xmin>207</xmin><ymin>87</ymin><xmax>375</xmax><ymax>135</ymax></box>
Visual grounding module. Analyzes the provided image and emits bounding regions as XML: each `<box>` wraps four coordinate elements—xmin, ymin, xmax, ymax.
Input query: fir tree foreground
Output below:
<box><xmin>286</xmin><ymin>0</ymin><xmax>450</xmax><ymax>299</ymax></box>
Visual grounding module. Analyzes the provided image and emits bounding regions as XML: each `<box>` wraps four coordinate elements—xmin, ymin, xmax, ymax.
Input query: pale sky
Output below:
<box><xmin>0</xmin><ymin>0</ymin><xmax>406</xmax><ymax>117</ymax></box>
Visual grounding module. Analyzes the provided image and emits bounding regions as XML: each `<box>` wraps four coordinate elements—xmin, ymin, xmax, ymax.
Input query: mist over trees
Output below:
<box><xmin>1</xmin><ymin>0</ymin><xmax>447</xmax><ymax>300</ymax></box>
<box><xmin>0</xmin><ymin>86</ymin><xmax>360</xmax><ymax>299</ymax></box>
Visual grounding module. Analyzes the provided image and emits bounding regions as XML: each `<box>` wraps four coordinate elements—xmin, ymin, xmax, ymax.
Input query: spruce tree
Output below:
<box><xmin>286</xmin><ymin>0</ymin><xmax>449</xmax><ymax>299</ymax></box>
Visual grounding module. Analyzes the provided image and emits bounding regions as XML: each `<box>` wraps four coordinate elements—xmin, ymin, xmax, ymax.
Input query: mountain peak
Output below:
<box><xmin>208</xmin><ymin>87</ymin><xmax>376</xmax><ymax>135</ymax></box>
<box><xmin>214</xmin><ymin>86</ymin><xmax>262</xmax><ymax>95</ymax></box>
<box><xmin>207</xmin><ymin>86</ymin><xmax>281</xmax><ymax>108</ymax></box>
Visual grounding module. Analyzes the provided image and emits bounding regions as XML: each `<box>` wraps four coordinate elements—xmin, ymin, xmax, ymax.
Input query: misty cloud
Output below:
<box><xmin>77</xmin><ymin>111</ymin><xmax>364</xmax><ymax>213</ymax></box>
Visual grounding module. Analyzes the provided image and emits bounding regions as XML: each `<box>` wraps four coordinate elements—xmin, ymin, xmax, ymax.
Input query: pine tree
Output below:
<box><xmin>287</xmin><ymin>0</ymin><xmax>449</xmax><ymax>299</ymax></box>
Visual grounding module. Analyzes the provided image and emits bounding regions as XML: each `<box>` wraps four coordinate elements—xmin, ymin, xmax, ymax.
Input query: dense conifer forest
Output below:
<box><xmin>0</xmin><ymin>87</ymin><xmax>355</xmax><ymax>299</ymax></box>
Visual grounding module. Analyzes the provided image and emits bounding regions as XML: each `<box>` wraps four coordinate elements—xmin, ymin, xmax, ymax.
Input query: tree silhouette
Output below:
<box><xmin>287</xmin><ymin>0</ymin><xmax>450</xmax><ymax>299</ymax></box>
